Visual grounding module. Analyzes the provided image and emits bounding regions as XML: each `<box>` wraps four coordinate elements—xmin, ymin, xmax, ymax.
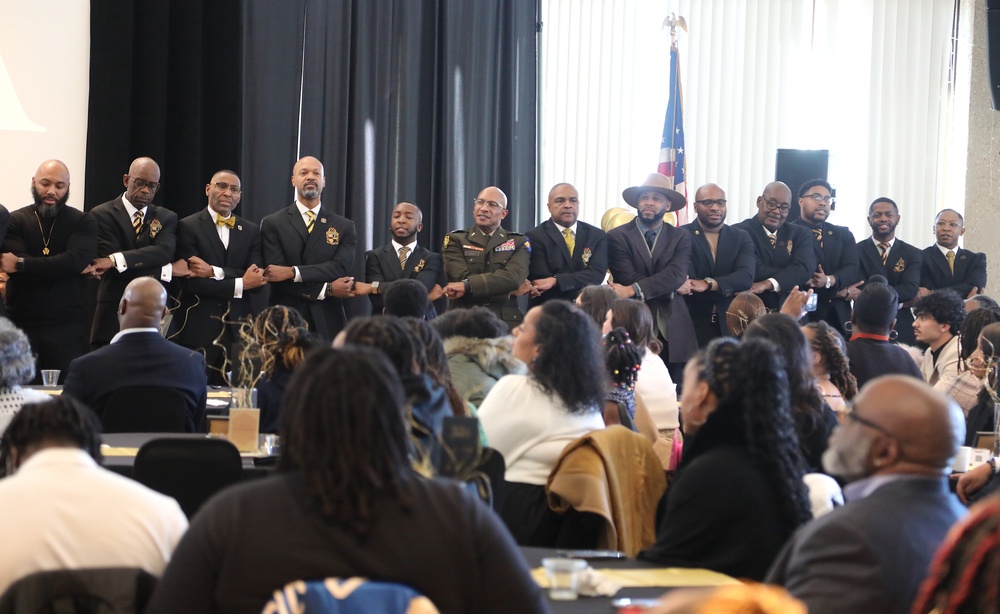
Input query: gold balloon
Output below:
<box><xmin>601</xmin><ymin>207</ymin><xmax>677</xmax><ymax>232</ymax></box>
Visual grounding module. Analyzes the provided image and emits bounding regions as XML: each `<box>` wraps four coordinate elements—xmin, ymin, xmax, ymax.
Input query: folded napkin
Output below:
<box><xmin>532</xmin><ymin>565</ymin><xmax>738</xmax><ymax>593</ymax></box>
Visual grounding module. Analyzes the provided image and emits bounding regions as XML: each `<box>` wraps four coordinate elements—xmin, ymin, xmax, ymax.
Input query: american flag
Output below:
<box><xmin>658</xmin><ymin>41</ymin><xmax>688</xmax><ymax>224</ymax></box>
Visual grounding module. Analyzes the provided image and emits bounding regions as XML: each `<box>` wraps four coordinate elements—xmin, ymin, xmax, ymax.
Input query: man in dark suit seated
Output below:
<box><xmin>733</xmin><ymin>181</ymin><xmax>817</xmax><ymax>312</ymax></box>
<box><xmin>916</xmin><ymin>208</ymin><xmax>987</xmax><ymax>303</ymax></box>
<box><xmin>170</xmin><ymin>170</ymin><xmax>266</xmax><ymax>384</ymax></box>
<box><xmin>63</xmin><ymin>277</ymin><xmax>208</xmax><ymax>432</ymax></box>
<box><xmin>353</xmin><ymin>201</ymin><xmax>443</xmax><ymax>319</ymax></box>
<box><xmin>677</xmin><ymin>183</ymin><xmax>755</xmax><ymax>347</ymax></box>
<box><xmin>525</xmin><ymin>183</ymin><xmax>608</xmax><ymax>307</ymax></box>
<box><xmin>767</xmin><ymin>375</ymin><xmax>967</xmax><ymax>614</ymax></box>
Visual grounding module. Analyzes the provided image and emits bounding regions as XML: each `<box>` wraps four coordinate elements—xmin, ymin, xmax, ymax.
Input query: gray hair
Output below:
<box><xmin>0</xmin><ymin>319</ymin><xmax>35</xmax><ymax>388</ymax></box>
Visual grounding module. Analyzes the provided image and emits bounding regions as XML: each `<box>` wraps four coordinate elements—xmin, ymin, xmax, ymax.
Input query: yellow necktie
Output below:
<box><xmin>878</xmin><ymin>242</ymin><xmax>890</xmax><ymax>266</ymax></box>
<box><xmin>947</xmin><ymin>250</ymin><xmax>955</xmax><ymax>274</ymax></box>
<box><xmin>216</xmin><ymin>216</ymin><xmax>235</xmax><ymax>229</ymax></box>
<box><xmin>306</xmin><ymin>210</ymin><xmax>315</xmax><ymax>234</ymax></box>
<box><xmin>398</xmin><ymin>245</ymin><xmax>410</xmax><ymax>270</ymax></box>
<box><xmin>812</xmin><ymin>227</ymin><xmax>824</xmax><ymax>248</ymax></box>
<box><xmin>132</xmin><ymin>211</ymin><xmax>143</xmax><ymax>237</ymax></box>
<box><xmin>563</xmin><ymin>228</ymin><xmax>575</xmax><ymax>256</ymax></box>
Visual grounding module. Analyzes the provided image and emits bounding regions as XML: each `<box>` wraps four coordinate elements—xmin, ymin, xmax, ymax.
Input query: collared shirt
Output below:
<box><xmin>936</xmin><ymin>243</ymin><xmax>959</xmax><ymax>258</ymax></box>
<box><xmin>842</xmin><ymin>473</ymin><xmax>941</xmax><ymax>504</ymax></box>
<box><xmin>553</xmin><ymin>221</ymin><xmax>578</xmax><ymax>237</ymax></box>
<box><xmin>206</xmin><ymin>207</ymin><xmax>243</xmax><ymax>299</ymax></box>
<box><xmin>634</xmin><ymin>219</ymin><xmax>659</xmax><ymax>253</ymax></box>
<box><xmin>293</xmin><ymin>199</ymin><xmax>326</xmax><ymax>299</ymax></box>
<box><xmin>391</xmin><ymin>239</ymin><xmax>418</xmax><ymax>266</ymax></box>
<box><xmin>110</xmin><ymin>327</ymin><xmax>161</xmax><ymax>345</ymax></box>
<box><xmin>871</xmin><ymin>236</ymin><xmax>896</xmax><ymax>251</ymax></box>
<box><xmin>110</xmin><ymin>193</ymin><xmax>172</xmax><ymax>282</ymax></box>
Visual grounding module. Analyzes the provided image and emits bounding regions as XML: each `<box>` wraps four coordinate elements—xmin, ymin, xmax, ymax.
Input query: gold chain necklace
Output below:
<box><xmin>34</xmin><ymin>210</ymin><xmax>56</xmax><ymax>256</ymax></box>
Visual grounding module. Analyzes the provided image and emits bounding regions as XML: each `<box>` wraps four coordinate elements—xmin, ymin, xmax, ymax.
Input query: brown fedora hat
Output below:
<box><xmin>621</xmin><ymin>172</ymin><xmax>687</xmax><ymax>212</ymax></box>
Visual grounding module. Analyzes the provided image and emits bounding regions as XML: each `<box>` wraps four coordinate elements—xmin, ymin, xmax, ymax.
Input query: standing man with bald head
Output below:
<box><xmin>733</xmin><ymin>181</ymin><xmax>816</xmax><ymax>311</ymax></box>
<box><xmin>260</xmin><ymin>156</ymin><xmax>357</xmax><ymax>342</ymax></box>
<box><xmin>524</xmin><ymin>183</ymin><xmax>608</xmax><ymax>307</ymax></box>
<box><xmin>767</xmin><ymin>376</ymin><xmax>967</xmax><ymax>614</ymax></box>
<box><xmin>87</xmin><ymin>157</ymin><xmax>178</xmax><ymax>347</ymax></box>
<box><xmin>442</xmin><ymin>186</ymin><xmax>531</xmax><ymax>330</ymax></box>
<box><xmin>1</xmin><ymin>161</ymin><xmax>97</xmax><ymax>380</ymax></box>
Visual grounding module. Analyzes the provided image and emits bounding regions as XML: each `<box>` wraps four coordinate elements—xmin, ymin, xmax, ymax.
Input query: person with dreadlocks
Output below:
<box><xmin>803</xmin><ymin>321</ymin><xmax>857</xmax><ymax>418</ymax></box>
<box><xmin>145</xmin><ymin>346</ymin><xmax>547</xmax><ymax>614</ymax></box>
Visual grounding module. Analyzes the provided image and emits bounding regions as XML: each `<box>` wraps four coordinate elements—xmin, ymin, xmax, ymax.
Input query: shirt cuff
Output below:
<box><xmin>293</xmin><ymin>266</ymin><xmax>302</xmax><ymax>283</ymax></box>
<box><xmin>212</xmin><ymin>265</ymin><xmax>224</xmax><ymax>281</ymax></box>
<box><xmin>160</xmin><ymin>263</ymin><xmax>172</xmax><ymax>282</ymax></box>
<box><xmin>233</xmin><ymin>278</ymin><xmax>244</xmax><ymax>299</ymax></box>
<box><xmin>768</xmin><ymin>278</ymin><xmax>780</xmax><ymax>293</ymax></box>
<box><xmin>111</xmin><ymin>252</ymin><xmax>127</xmax><ymax>272</ymax></box>
<box><xmin>631</xmin><ymin>283</ymin><xmax>645</xmax><ymax>301</ymax></box>
<box><xmin>318</xmin><ymin>282</ymin><xmax>328</xmax><ymax>300</ymax></box>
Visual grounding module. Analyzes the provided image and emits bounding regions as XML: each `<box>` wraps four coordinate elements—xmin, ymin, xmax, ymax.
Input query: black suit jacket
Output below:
<box><xmin>732</xmin><ymin>217</ymin><xmax>817</xmax><ymax>311</ymax></box>
<box><xmin>920</xmin><ymin>245</ymin><xmax>987</xmax><ymax>297</ymax></box>
<box><xmin>170</xmin><ymin>209</ymin><xmax>263</xmax><ymax>372</ymax></box>
<box><xmin>89</xmin><ymin>197</ymin><xmax>178</xmax><ymax>345</ymax></box>
<box><xmin>857</xmin><ymin>237</ymin><xmax>923</xmax><ymax>344</ymax></box>
<box><xmin>791</xmin><ymin>219</ymin><xmax>860</xmax><ymax>331</ymax></box>
<box><xmin>63</xmin><ymin>331</ymin><xmax>208</xmax><ymax>432</ymax></box>
<box><xmin>681</xmin><ymin>222</ymin><xmax>755</xmax><ymax>344</ymax></box>
<box><xmin>607</xmin><ymin>221</ymin><xmax>696</xmax><ymax>363</ymax></box>
<box><xmin>261</xmin><ymin>204</ymin><xmax>357</xmax><ymax>341</ymax></box>
<box><xmin>525</xmin><ymin>219</ymin><xmax>608</xmax><ymax>306</ymax></box>
<box><xmin>364</xmin><ymin>242</ymin><xmax>443</xmax><ymax>316</ymax></box>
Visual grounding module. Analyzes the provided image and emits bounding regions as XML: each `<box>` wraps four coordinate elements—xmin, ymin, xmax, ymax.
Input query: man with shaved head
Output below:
<box><xmin>767</xmin><ymin>376</ymin><xmax>967</xmax><ymax>614</ymax></box>
<box><xmin>733</xmin><ymin>181</ymin><xmax>816</xmax><ymax>311</ymax></box>
<box><xmin>87</xmin><ymin>157</ymin><xmax>178</xmax><ymax>348</ymax></box>
<box><xmin>916</xmin><ymin>208</ymin><xmax>988</xmax><ymax>301</ymax></box>
<box><xmin>64</xmin><ymin>278</ymin><xmax>207</xmax><ymax>431</ymax></box>
<box><xmin>1</xmin><ymin>160</ymin><xmax>97</xmax><ymax>380</ymax></box>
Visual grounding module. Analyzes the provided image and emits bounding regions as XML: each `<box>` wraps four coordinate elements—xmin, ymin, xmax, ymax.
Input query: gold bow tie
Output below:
<box><xmin>216</xmin><ymin>216</ymin><xmax>235</xmax><ymax>229</ymax></box>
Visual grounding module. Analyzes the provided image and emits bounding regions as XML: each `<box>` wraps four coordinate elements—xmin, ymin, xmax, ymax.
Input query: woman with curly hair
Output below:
<box><xmin>478</xmin><ymin>300</ymin><xmax>606</xmax><ymax>545</ymax></box>
<box><xmin>803</xmin><ymin>321</ymin><xmax>857</xmax><ymax>417</ymax></box>
<box><xmin>639</xmin><ymin>337</ymin><xmax>812</xmax><ymax>581</ymax></box>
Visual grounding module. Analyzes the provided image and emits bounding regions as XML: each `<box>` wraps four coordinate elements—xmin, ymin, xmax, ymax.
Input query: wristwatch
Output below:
<box><xmin>825</xmin><ymin>275</ymin><xmax>834</xmax><ymax>289</ymax></box>
<box><xmin>15</xmin><ymin>257</ymin><xmax>24</xmax><ymax>272</ymax></box>
<box><xmin>370</xmin><ymin>280</ymin><xmax>380</xmax><ymax>295</ymax></box>
<box><xmin>704</xmin><ymin>277</ymin><xmax>717</xmax><ymax>291</ymax></box>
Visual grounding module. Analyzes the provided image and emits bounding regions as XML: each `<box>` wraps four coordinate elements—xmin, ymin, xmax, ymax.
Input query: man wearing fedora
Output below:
<box><xmin>733</xmin><ymin>181</ymin><xmax>816</xmax><ymax>312</ymax></box>
<box><xmin>607</xmin><ymin>172</ymin><xmax>696</xmax><ymax>383</ymax></box>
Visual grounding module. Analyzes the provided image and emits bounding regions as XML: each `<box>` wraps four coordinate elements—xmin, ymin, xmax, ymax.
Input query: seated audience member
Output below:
<box><xmin>603</xmin><ymin>327</ymin><xmax>643</xmax><ymax>425</ymax></box>
<box><xmin>433</xmin><ymin>306</ymin><xmax>525</xmax><ymax>408</ymax></box>
<box><xmin>803</xmin><ymin>321</ymin><xmax>857</xmax><ymax>417</ymax></box>
<box><xmin>845</xmin><ymin>275</ymin><xmax>923</xmax><ymax>388</ymax></box>
<box><xmin>0</xmin><ymin>397</ymin><xmax>187</xmax><ymax>594</ymax></box>
<box><xmin>946</xmin><ymin>306</ymin><xmax>1000</xmax><ymax>415</ymax></box>
<box><xmin>0</xmin><ymin>319</ymin><xmax>49</xmax><ymax>433</ymax></box>
<box><xmin>244</xmin><ymin>306</ymin><xmax>318</xmax><ymax>434</ymax></box>
<box><xmin>338</xmin><ymin>317</ymin><xmax>453</xmax><ymax>470</ymax></box>
<box><xmin>575</xmin><ymin>284</ymin><xmax>618</xmax><ymax>329</ymax></box>
<box><xmin>639</xmin><ymin>338</ymin><xmax>812</xmax><ymax>580</ymax></box>
<box><xmin>965</xmin><ymin>293</ymin><xmax>998</xmax><ymax>313</ymax></box>
<box><xmin>724</xmin><ymin>290</ymin><xmax>766</xmax><ymax>339</ymax></box>
<box><xmin>144</xmin><ymin>347</ymin><xmax>547</xmax><ymax>614</ymax></box>
<box><xmin>62</xmin><ymin>277</ymin><xmax>208</xmax><ymax>432</ymax></box>
<box><xmin>766</xmin><ymin>376</ymin><xmax>967</xmax><ymax>614</ymax></box>
<box><xmin>913</xmin><ymin>289</ymin><xmax>966</xmax><ymax>392</ymax></box>
<box><xmin>962</xmin><ymin>322</ymin><xmax>1000</xmax><ymax>448</ymax></box>
<box><xmin>744</xmin><ymin>314</ymin><xmax>838</xmax><ymax>472</ymax></box>
<box><xmin>477</xmin><ymin>300</ymin><xmax>606</xmax><ymax>545</ymax></box>
<box><xmin>381</xmin><ymin>278</ymin><xmax>431</xmax><ymax>319</ymax></box>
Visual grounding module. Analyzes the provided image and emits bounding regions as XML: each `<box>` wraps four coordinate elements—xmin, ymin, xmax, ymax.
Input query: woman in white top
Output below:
<box><xmin>0</xmin><ymin>319</ymin><xmax>49</xmax><ymax>434</ymax></box>
<box><xmin>478</xmin><ymin>300</ymin><xmax>606</xmax><ymax>546</ymax></box>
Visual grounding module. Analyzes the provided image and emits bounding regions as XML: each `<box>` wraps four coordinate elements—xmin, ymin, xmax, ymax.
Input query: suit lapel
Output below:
<box><xmin>113</xmin><ymin>199</ymin><xmax>138</xmax><ymax>248</ymax></box>
<box><xmin>287</xmin><ymin>204</ymin><xmax>309</xmax><ymax>245</ymax></box>
<box><xmin>689</xmin><ymin>223</ymin><xmax>714</xmax><ymax>273</ymax></box>
<box><xmin>197</xmin><ymin>210</ymin><xmax>227</xmax><ymax>264</ymax></box>
<box><xmin>929</xmin><ymin>247</ymin><xmax>953</xmax><ymax>281</ymax></box>
<box><xmin>953</xmin><ymin>248</ymin><xmax>969</xmax><ymax>281</ymax></box>
<box><xmin>626</xmin><ymin>223</ymin><xmax>654</xmax><ymax>271</ymax></box>
<box><xmin>401</xmin><ymin>244</ymin><xmax>426</xmax><ymax>276</ymax></box>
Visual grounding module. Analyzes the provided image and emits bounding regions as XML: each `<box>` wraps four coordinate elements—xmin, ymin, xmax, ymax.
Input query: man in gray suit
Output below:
<box><xmin>766</xmin><ymin>375</ymin><xmax>967</xmax><ymax>614</ymax></box>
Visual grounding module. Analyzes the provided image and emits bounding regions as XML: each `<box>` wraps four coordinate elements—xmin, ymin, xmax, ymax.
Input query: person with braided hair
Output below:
<box><xmin>803</xmin><ymin>321</ymin><xmax>857</xmax><ymax>417</ymax></box>
<box><xmin>638</xmin><ymin>337</ymin><xmax>813</xmax><ymax>581</ymax></box>
<box><xmin>945</xmin><ymin>305</ymin><xmax>1000</xmax><ymax>416</ymax></box>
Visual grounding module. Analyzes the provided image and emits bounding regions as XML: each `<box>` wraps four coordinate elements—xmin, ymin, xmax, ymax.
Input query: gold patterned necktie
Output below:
<box><xmin>768</xmin><ymin>232</ymin><xmax>776</xmax><ymax>248</ymax></box>
<box><xmin>132</xmin><ymin>211</ymin><xmax>143</xmax><ymax>237</ymax></box>
<box><xmin>306</xmin><ymin>210</ymin><xmax>315</xmax><ymax>234</ymax></box>
<box><xmin>812</xmin><ymin>227</ymin><xmax>824</xmax><ymax>248</ymax></box>
<box><xmin>216</xmin><ymin>216</ymin><xmax>235</xmax><ymax>229</ymax></box>
<box><xmin>947</xmin><ymin>250</ymin><xmax>955</xmax><ymax>274</ymax></box>
<box><xmin>878</xmin><ymin>242</ymin><xmax>890</xmax><ymax>266</ymax></box>
<box><xmin>563</xmin><ymin>228</ymin><xmax>575</xmax><ymax>256</ymax></box>
<box><xmin>398</xmin><ymin>245</ymin><xmax>410</xmax><ymax>270</ymax></box>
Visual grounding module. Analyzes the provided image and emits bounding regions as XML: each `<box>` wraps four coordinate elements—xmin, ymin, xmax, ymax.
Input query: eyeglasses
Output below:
<box><xmin>473</xmin><ymin>198</ymin><xmax>505</xmax><ymax>211</ymax></box>
<box><xmin>213</xmin><ymin>182</ymin><xmax>242</xmax><ymax>195</ymax></box>
<box><xmin>694</xmin><ymin>199</ymin><xmax>727</xmax><ymax>207</ymax></box>
<box><xmin>845</xmin><ymin>411</ymin><xmax>894</xmax><ymax>438</ymax></box>
<box><xmin>130</xmin><ymin>177</ymin><xmax>162</xmax><ymax>192</ymax></box>
<box><xmin>763</xmin><ymin>199</ymin><xmax>791</xmax><ymax>213</ymax></box>
<box><xmin>803</xmin><ymin>193</ymin><xmax>835</xmax><ymax>205</ymax></box>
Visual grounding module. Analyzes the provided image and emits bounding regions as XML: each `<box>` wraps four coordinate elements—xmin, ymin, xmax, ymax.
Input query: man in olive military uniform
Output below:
<box><xmin>442</xmin><ymin>186</ymin><xmax>531</xmax><ymax>330</ymax></box>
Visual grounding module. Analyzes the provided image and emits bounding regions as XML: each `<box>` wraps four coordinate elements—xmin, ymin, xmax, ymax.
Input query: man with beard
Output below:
<box><xmin>87</xmin><ymin>157</ymin><xmax>178</xmax><ymax>348</ymax></box>
<box><xmin>1</xmin><ymin>160</ymin><xmax>96</xmax><ymax>380</ymax></box>
<box><xmin>917</xmin><ymin>209</ymin><xmax>987</xmax><ymax>301</ymax></box>
<box><xmin>170</xmin><ymin>170</ymin><xmax>266</xmax><ymax>384</ymax></box>
<box><xmin>734</xmin><ymin>181</ymin><xmax>816</xmax><ymax>312</ymax></box>
<box><xmin>677</xmin><ymin>183</ymin><xmax>755</xmax><ymax>346</ymax></box>
<box><xmin>790</xmin><ymin>179</ymin><xmax>860</xmax><ymax>335</ymax></box>
<box><xmin>607</xmin><ymin>172</ymin><xmax>696</xmax><ymax>381</ymax></box>
<box><xmin>856</xmin><ymin>197</ymin><xmax>924</xmax><ymax>345</ymax></box>
<box><xmin>261</xmin><ymin>156</ymin><xmax>356</xmax><ymax>342</ymax></box>
<box><xmin>524</xmin><ymin>183</ymin><xmax>608</xmax><ymax>307</ymax></box>
<box><xmin>767</xmin><ymin>376</ymin><xmax>966</xmax><ymax>614</ymax></box>
<box><xmin>353</xmin><ymin>201</ymin><xmax>443</xmax><ymax>318</ymax></box>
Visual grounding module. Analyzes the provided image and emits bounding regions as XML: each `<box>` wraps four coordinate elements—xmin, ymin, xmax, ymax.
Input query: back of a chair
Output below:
<box><xmin>0</xmin><ymin>567</ymin><xmax>157</xmax><ymax>614</ymax></box>
<box><xmin>262</xmin><ymin>578</ymin><xmax>439</xmax><ymax>614</ymax></box>
<box><xmin>101</xmin><ymin>387</ymin><xmax>188</xmax><ymax>434</ymax></box>
<box><xmin>133</xmin><ymin>437</ymin><xmax>242</xmax><ymax>518</ymax></box>
<box><xmin>473</xmin><ymin>447</ymin><xmax>505</xmax><ymax>511</ymax></box>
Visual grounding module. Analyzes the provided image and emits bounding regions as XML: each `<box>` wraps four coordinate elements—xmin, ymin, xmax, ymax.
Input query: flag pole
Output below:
<box><xmin>659</xmin><ymin>14</ymin><xmax>688</xmax><ymax>225</ymax></box>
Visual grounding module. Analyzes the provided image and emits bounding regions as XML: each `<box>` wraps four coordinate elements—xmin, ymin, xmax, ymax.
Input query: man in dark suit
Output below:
<box><xmin>353</xmin><ymin>201</ymin><xmax>443</xmax><ymax>318</ymax></box>
<box><xmin>261</xmin><ymin>156</ymin><xmax>357</xmax><ymax>342</ymax></box>
<box><xmin>790</xmin><ymin>179</ymin><xmax>860</xmax><ymax>335</ymax></box>
<box><xmin>0</xmin><ymin>160</ymin><xmax>96</xmax><ymax>381</ymax></box>
<box><xmin>442</xmin><ymin>186</ymin><xmax>531</xmax><ymax>331</ymax></box>
<box><xmin>733</xmin><ymin>181</ymin><xmax>817</xmax><ymax>312</ymax></box>
<box><xmin>607</xmin><ymin>172</ymin><xmax>696</xmax><ymax>380</ymax></box>
<box><xmin>677</xmin><ymin>183</ymin><xmax>755</xmax><ymax>347</ymax></box>
<box><xmin>767</xmin><ymin>375</ymin><xmax>966</xmax><ymax>614</ymax></box>
<box><xmin>170</xmin><ymin>170</ymin><xmax>266</xmax><ymax>384</ymax></box>
<box><xmin>525</xmin><ymin>183</ymin><xmax>608</xmax><ymax>307</ymax></box>
<box><xmin>917</xmin><ymin>208</ymin><xmax>987</xmax><ymax>301</ymax></box>
<box><xmin>63</xmin><ymin>277</ymin><xmax>208</xmax><ymax>432</ymax></box>
<box><xmin>855</xmin><ymin>197</ymin><xmax>924</xmax><ymax>345</ymax></box>
<box><xmin>86</xmin><ymin>157</ymin><xmax>178</xmax><ymax>348</ymax></box>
